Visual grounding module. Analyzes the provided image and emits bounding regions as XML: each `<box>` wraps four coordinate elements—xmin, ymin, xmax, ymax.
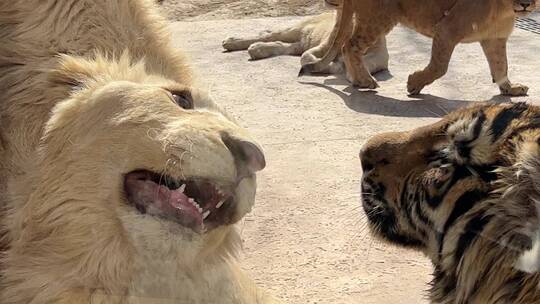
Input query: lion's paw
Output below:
<box><xmin>247</xmin><ymin>43</ymin><xmax>271</xmax><ymax>60</ymax></box>
<box><xmin>407</xmin><ymin>72</ymin><xmax>427</xmax><ymax>95</ymax></box>
<box><xmin>348</xmin><ymin>73</ymin><xmax>379</xmax><ymax>89</ymax></box>
<box><xmin>222</xmin><ymin>37</ymin><xmax>245</xmax><ymax>51</ymax></box>
<box><xmin>300</xmin><ymin>52</ymin><xmax>318</xmax><ymax>66</ymax></box>
<box><xmin>500</xmin><ymin>83</ymin><xmax>529</xmax><ymax>96</ymax></box>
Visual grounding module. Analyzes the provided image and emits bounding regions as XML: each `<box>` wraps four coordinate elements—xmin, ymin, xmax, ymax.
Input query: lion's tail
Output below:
<box><xmin>298</xmin><ymin>0</ymin><xmax>353</xmax><ymax>76</ymax></box>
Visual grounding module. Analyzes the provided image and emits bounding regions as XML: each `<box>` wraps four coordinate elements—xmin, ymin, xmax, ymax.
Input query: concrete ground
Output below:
<box><xmin>170</xmin><ymin>17</ymin><xmax>540</xmax><ymax>304</ymax></box>
<box><xmin>158</xmin><ymin>0</ymin><xmax>323</xmax><ymax>21</ymax></box>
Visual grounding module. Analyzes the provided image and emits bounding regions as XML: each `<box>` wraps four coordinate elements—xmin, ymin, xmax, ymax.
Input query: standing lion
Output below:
<box><xmin>0</xmin><ymin>1</ymin><xmax>280</xmax><ymax>303</ymax></box>
<box><xmin>301</xmin><ymin>0</ymin><xmax>535</xmax><ymax>96</ymax></box>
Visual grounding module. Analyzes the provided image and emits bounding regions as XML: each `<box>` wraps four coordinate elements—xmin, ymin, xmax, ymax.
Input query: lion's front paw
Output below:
<box><xmin>247</xmin><ymin>43</ymin><xmax>270</xmax><ymax>60</ymax></box>
<box><xmin>407</xmin><ymin>72</ymin><xmax>427</xmax><ymax>95</ymax></box>
<box><xmin>347</xmin><ymin>73</ymin><xmax>379</xmax><ymax>89</ymax></box>
<box><xmin>222</xmin><ymin>37</ymin><xmax>245</xmax><ymax>51</ymax></box>
<box><xmin>500</xmin><ymin>83</ymin><xmax>529</xmax><ymax>96</ymax></box>
<box><xmin>300</xmin><ymin>52</ymin><xmax>318</xmax><ymax>66</ymax></box>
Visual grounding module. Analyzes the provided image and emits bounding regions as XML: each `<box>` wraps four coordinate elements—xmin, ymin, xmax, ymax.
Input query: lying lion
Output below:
<box><xmin>301</xmin><ymin>0</ymin><xmax>535</xmax><ymax>96</ymax></box>
<box><xmin>0</xmin><ymin>1</ymin><xmax>280</xmax><ymax>303</ymax></box>
<box><xmin>222</xmin><ymin>0</ymin><xmax>389</xmax><ymax>76</ymax></box>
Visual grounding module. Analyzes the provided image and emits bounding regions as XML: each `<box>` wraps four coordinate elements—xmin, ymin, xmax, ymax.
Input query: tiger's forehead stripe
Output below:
<box><xmin>490</xmin><ymin>102</ymin><xmax>529</xmax><ymax>142</ymax></box>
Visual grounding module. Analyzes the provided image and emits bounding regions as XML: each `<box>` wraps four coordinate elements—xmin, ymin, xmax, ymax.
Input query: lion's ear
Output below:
<box><xmin>48</xmin><ymin>54</ymin><xmax>98</xmax><ymax>88</ymax></box>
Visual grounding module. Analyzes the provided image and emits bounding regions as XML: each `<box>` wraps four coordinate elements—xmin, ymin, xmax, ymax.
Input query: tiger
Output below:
<box><xmin>360</xmin><ymin>102</ymin><xmax>540</xmax><ymax>303</ymax></box>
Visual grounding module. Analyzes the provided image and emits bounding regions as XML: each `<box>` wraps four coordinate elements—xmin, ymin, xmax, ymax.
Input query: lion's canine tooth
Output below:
<box><xmin>179</xmin><ymin>184</ymin><xmax>186</xmax><ymax>193</ymax></box>
<box><xmin>216</xmin><ymin>199</ymin><xmax>225</xmax><ymax>209</ymax></box>
<box><xmin>202</xmin><ymin>210</ymin><xmax>210</xmax><ymax>219</ymax></box>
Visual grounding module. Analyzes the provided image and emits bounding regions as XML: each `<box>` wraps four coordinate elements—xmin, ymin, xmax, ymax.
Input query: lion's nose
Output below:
<box><xmin>221</xmin><ymin>133</ymin><xmax>266</xmax><ymax>178</ymax></box>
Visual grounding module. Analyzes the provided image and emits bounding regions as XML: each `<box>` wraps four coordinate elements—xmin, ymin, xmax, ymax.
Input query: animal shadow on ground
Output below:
<box><xmin>300</xmin><ymin>73</ymin><xmax>512</xmax><ymax>118</ymax></box>
<box><xmin>322</xmin><ymin>70</ymin><xmax>395</xmax><ymax>83</ymax></box>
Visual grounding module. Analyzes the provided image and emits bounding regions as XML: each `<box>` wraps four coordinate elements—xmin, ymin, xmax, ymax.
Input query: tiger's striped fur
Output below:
<box><xmin>360</xmin><ymin>102</ymin><xmax>540</xmax><ymax>303</ymax></box>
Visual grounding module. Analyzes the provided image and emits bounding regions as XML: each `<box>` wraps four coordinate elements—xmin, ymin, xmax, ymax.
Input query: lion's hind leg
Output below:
<box><xmin>301</xmin><ymin>35</ymin><xmax>388</xmax><ymax>77</ymax></box>
<box><xmin>222</xmin><ymin>26</ymin><xmax>301</xmax><ymax>52</ymax></box>
<box><xmin>301</xmin><ymin>52</ymin><xmax>345</xmax><ymax>75</ymax></box>
<box><xmin>223</xmin><ymin>30</ymin><xmax>272</xmax><ymax>51</ymax></box>
<box><xmin>363</xmin><ymin>36</ymin><xmax>389</xmax><ymax>75</ymax></box>
<box><xmin>480</xmin><ymin>38</ymin><xmax>529</xmax><ymax>96</ymax></box>
<box><xmin>343</xmin><ymin>21</ymin><xmax>392</xmax><ymax>89</ymax></box>
<box><xmin>247</xmin><ymin>41</ymin><xmax>303</xmax><ymax>60</ymax></box>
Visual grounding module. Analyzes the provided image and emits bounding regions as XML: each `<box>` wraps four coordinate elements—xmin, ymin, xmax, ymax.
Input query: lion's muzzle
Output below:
<box><xmin>123</xmin><ymin>135</ymin><xmax>265</xmax><ymax>233</ymax></box>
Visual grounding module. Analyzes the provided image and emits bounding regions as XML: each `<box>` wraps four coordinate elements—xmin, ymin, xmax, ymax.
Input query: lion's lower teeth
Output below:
<box><xmin>216</xmin><ymin>199</ymin><xmax>226</xmax><ymax>209</ymax></box>
<box><xmin>188</xmin><ymin>198</ymin><xmax>202</xmax><ymax>213</ymax></box>
<box><xmin>178</xmin><ymin>184</ymin><xmax>186</xmax><ymax>193</ymax></box>
<box><xmin>202</xmin><ymin>210</ymin><xmax>210</xmax><ymax>219</ymax></box>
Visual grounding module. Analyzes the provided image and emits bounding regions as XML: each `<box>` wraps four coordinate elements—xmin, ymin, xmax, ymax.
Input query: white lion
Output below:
<box><xmin>0</xmin><ymin>1</ymin><xmax>280</xmax><ymax>303</ymax></box>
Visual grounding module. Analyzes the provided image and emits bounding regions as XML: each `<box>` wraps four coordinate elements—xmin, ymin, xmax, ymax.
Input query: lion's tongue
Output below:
<box><xmin>154</xmin><ymin>185</ymin><xmax>203</xmax><ymax>226</ymax></box>
<box><xmin>126</xmin><ymin>178</ymin><xmax>203</xmax><ymax>228</ymax></box>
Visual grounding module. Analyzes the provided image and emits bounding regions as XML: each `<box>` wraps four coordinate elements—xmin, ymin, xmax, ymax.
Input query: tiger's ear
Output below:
<box><xmin>48</xmin><ymin>54</ymin><xmax>100</xmax><ymax>88</ymax></box>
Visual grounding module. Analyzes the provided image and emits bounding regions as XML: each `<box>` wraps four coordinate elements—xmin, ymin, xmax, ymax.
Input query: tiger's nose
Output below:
<box><xmin>521</xmin><ymin>0</ymin><xmax>533</xmax><ymax>9</ymax></box>
<box><xmin>221</xmin><ymin>133</ymin><xmax>266</xmax><ymax>179</ymax></box>
<box><xmin>359</xmin><ymin>149</ymin><xmax>374</xmax><ymax>173</ymax></box>
<box><xmin>359</xmin><ymin>140</ymin><xmax>379</xmax><ymax>174</ymax></box>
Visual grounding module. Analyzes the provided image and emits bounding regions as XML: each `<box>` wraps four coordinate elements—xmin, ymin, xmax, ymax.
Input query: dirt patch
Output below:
<box><xmin>158</xmin><ymin>0</ymin><xmax>324</xmax><ymax>21</ymax></box>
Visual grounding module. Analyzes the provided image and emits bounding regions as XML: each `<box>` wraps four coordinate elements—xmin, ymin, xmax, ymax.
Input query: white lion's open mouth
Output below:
<box><xmin>124</xmin><ymin>170</ymin><xmax>236</xmax><ymax>232</ymax></box>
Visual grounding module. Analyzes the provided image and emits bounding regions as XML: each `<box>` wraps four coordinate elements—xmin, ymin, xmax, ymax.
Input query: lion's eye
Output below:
<box><xmin>170</xmin><ymin>90</ymin><xmax>193</xmax><ymax>109</ymax></box>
